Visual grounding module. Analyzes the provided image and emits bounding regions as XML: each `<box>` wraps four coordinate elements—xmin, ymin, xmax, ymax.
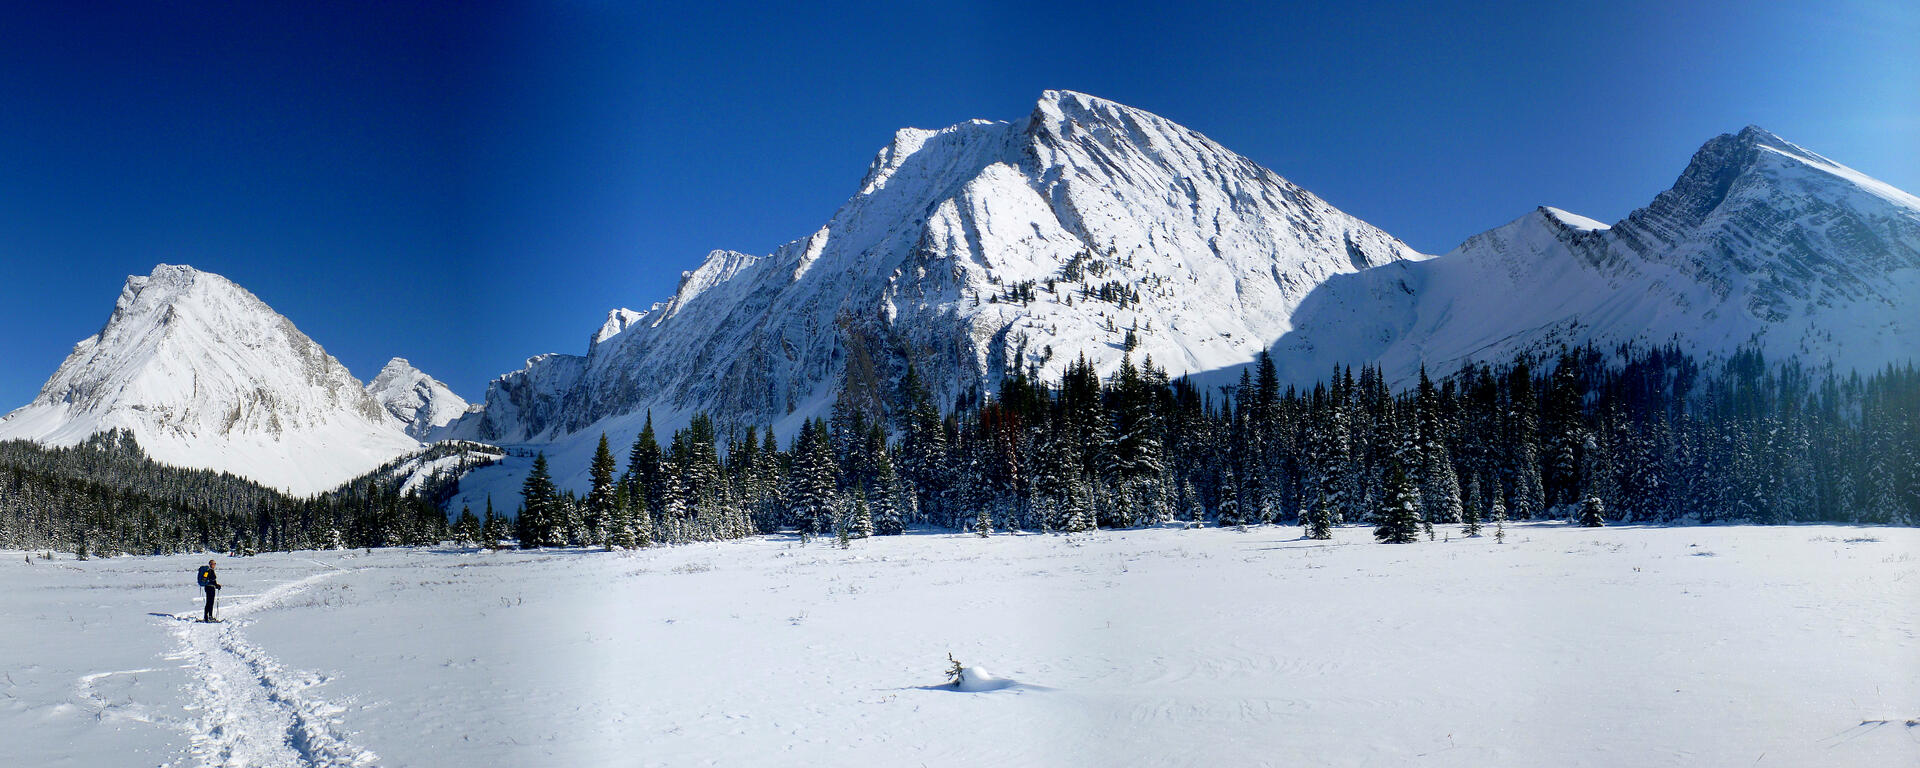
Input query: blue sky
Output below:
<box><xmin>2</xmin><ymin>1</ymin><xmax>1915</xmax><ymax>408</ymax></box>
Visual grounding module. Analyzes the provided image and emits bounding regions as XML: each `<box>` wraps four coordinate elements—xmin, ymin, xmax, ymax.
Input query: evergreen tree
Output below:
<box><xmin>625</xmin><ymin>413</ymin><xmax>664</xmax><ymax>533</ymax></box>
<box><xmin>480</xmin><ymin>497</ymin><xmax>503</xmax><ymax>548</ymax></box>
<box><xmin>784</xmin><ymin>419</ymin><xmax>840</xmax><ymax>535</ymax></box>
<box><xmin>847</xmin><ymin>491</ymin><xmax>875</xmax><ymax>539</ymax></box>
<box><xmin>607</xmin><ymin>486</ymin><xmax>635</xmax><ymax>550</ymax></box>
<box><xmin>585</xmin><ymin>433</ymin><xmax>618</xmax><ymax>547</ymax></box>
<box><xmin>519</xmin><ymin>453</ymin><xmax>560</xmax><ymax>548</ymax></box>
<box><xmin>1373</xmin><ymin>466</ymin><xmax>1423</xmax><ymax>544</ymax></box>
<box><xmin>1215</xmin><ymin>464</ymin><xmax>1245</xmax><ymax>527</ymax></box>
<box><xmin>1491</xmin><ymin>492</ymin><xmax>1508</xmax><ymax>544</ymax></box>
<box><xmin>453</xmin><ymin>505</ymin><xmax>480</xmax><ymax>545</ymax></box>
<box><xmin>1460</xmin><ymin>476</ymin><xmax>1483</xmax><ymax>537</ymax></box>
<box><xmin>1303</xmin><ymin>488</ymin><xmax>1335</xmax><ymax>540</ymax></box>
<box><xmin>870</xmin><ymin>450</ymin><xmax>906</xmax><ymax>535</ymax></box>
<box><xmin>631</xmin><ymin>486</ymin><xmax>654</xmax><ymax>547</ymax></box>
<box><xmin>1060</xmin><ymin>475</ymin><xmax>1096</xmax><ymax>533</ymax></box>
<box><xmin>1577</xmin><ymin>496</ymin><xmax>1606</xmax><ymax>527</ymax></box>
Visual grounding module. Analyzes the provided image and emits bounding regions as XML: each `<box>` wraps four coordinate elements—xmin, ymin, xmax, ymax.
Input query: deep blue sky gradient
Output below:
<box><xmin>3</xmin><ymin>0</ymin><xmax>1915</xmax><ymax>408</ymax></box>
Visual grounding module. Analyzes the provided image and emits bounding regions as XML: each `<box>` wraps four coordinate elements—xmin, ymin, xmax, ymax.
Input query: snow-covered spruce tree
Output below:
<box><xmin>784</xmin><ymin>419</ymin><xmax>840</xmax><ymax>535</ymax></box>
<box><xmin>897</xmin><ymin>365</ymin><xmax>952</xmax><ymax>527</ymax></box>
<box><xmin>668</xmin><ymin>414</ymin><xmax>728</xmax><ymax>541</ymax></box>
<box><xmin>585</xmin><ymin>433</ymin><xmax>619</xmax><ymax>548</ymax></box>
<box><xmin>1061</xmin><ymin>476</ymin><xmax>1097</xmax><ymax>533</ymax></box>
<box><xmin>658</xmin><ymin>473</ymin><xmax>687</xmax><ymax>543</ymax></box>
<box><xmin>751</xmin><ymin>427</ymin><xmax>786</xmax><ymax>532</ymax></box>
<box><xmin>1059</xmin><ymin>355</ymin><xmax>1111</xmax><ymax>526</ymax></box>
<box><xmin>631</xmin><ymin>488</ymin><xmax>654</xmax><ymax>547</ymax></box>
<box><xmin>559</xmin><ymin>494</ymin><xmax>586</xmax><ymax>546</ymax></box>
<box><xmin>607</xmin><ymin>486</ymin><xmax>636</xmax><ymax>550</ymax></box>
<box><xmin>869</xmin><ymin>450</ymin><xmax>906</xmax><ymax>535</ymax></box>
<box><xmin>1304</xmin><ymin>488</ymin><xmax>1335</xmax><ymax>540</ymax></box>
<box><xmin>1422</xmin><ymin>447</ymin><xmax>1463</xmax><ymax>526</ymax></box>
<box><xmin>1491</xmin><ymin>492</ymin><xmax>1508</xmax><ymax>544</ymax></box>
<box><xmin>519</xmin><ymin>453</ymin><xmax>561</xmax><ymax>547</ymax></box>
<box><xmin>1373</xmin><ymin>466</ymin><xmax>1423</xmax><ymax>544</ymax></box>
<box><xmin>1577</xmin><ymin>496</ymin><xmax>1606</xmax><ymax>527</ymax></box>
<box><xmin>1503</xmin><ymin>359</ymin><xmax>1548</xmax><ymax>520</ymax></box>
<box><xmin>1543</xmin><ymin>352</ymin><xmax>1588</xmax><ymax>510</ymax></box>
<box><xmin>847</xmin><ymin>490</ymin><xmax>874</xmax><ymax>540</ymax></box>
<box><xmin>1215</xmin><ymin>463</ymin><xmax>1244</xmax><ymax>527</ymax></box>
<box><xmin>1414</xmin><ymin>366</ymin><xmax>1461</xmax><ymax>528</ymax></box>
<box><xmin>1460</xmin><ymin>475</ymin><xmax>1483</xmax><ymax>538</ymax></box>
<box><xmin>625</xmin><ymin>413</ymin><xmax>664</xmax><ymax>530</ymax></box>
<box><xmin>454</xmin><ymin>505</ymin><xmax>480</xmax><ymax>546</ymax></box>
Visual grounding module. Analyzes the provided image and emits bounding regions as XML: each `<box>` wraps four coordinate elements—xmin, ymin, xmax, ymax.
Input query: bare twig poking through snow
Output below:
<box><xmin>946</xmin><ymin>653</ymin><xmax>964</xmax><ymax>687</ymax></box>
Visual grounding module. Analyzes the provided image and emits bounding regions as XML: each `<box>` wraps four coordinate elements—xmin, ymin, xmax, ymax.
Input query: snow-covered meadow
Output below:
<box><xmin>6</xmin><ymin>523</ymin><xmax>1918</xmax><ymax>767</ymax></box>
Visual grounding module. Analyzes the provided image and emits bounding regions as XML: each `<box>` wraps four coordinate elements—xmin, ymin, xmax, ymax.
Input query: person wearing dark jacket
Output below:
<box><xmin>196</xmin><ymin>560</ymin><xmax>222</xmax><ymax>622</ymax></box>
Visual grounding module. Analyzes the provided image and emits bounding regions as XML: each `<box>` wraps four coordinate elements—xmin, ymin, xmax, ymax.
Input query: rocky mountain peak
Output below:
<box><xmin>0</xmin><ymin>264</ymin><xmax>421</xmax><ymax>495</ymax></box>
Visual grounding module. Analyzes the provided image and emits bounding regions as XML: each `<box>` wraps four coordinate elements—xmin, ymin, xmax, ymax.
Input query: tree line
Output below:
<box><xmin>5</xmin><ymin>344</ymin><xmax>1913</xmax><ymax>556</ymax></box>
<box><xmin>511</xmin><ymin>344</ymin><xmax>1919</xmax><ymax>551</ymax></box>
<box><xmin>0</xmin><ymin>433</ymin><xmax>499</xmax><ymax>556</ymax></box>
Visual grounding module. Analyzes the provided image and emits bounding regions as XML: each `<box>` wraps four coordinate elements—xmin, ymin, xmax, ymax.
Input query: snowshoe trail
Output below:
<box><xmin>165</xmin><ymin>569</ymin><xmax>379</xmax><ymax>768</ymax></box>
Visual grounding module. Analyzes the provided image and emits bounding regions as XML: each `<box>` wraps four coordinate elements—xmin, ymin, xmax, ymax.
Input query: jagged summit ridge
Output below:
<box><xmin>0</xmin><ymin>264</ymin><xmax>423</xmax><ymax>495</ymax></box>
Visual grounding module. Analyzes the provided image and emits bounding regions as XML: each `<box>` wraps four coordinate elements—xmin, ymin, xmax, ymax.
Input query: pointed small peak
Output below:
<box><xmin>136</xmin><ymin>263</ymin><xmax>219</xmax><ymax>291</ymax></box>
<box><xmin>1699</xmin><ymin>124</ymin><xmax>1830</xmax><ymax>168</ymax></box>
<box><xmin>148</xmin><ymin>263</ymin><xmax>200</xmax><ymax>279</ymax></box>
<box><xmin>1537</xmin><ymin>206</ymin><xmax>1610</xmax><ymax>232</ymax></box>
<box><xmin>592</xmin><ymin>308</ymin><xmax>647</xmax><ymax>346</ymax></box>
<box><xmin>1032</xmin><ymin>89</ymin><xmax>1138</xmax><ymax>126</ymax></box>
<box><xmin>1731</xmin><ymin>124</ymin><xmax>1817</xmax><ymax>157</ymax></box>
<box><xmin>1037</xmin><ymin>89</ymin><xmax>1103</xmax><ymax>110</ymax></box>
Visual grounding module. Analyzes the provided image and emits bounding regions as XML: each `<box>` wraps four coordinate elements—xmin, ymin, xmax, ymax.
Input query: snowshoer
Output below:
<box><xmin>197</xmin><ymin>559</ymin><xmax>221</xmax><ymax>622</ymax></box>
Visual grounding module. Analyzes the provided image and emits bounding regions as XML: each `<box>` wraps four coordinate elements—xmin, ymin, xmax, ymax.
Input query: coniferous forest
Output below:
<box><xmin>0</xmin><ymin>435</ymin><xmax>499</xmax><ymax>556</ymax></box>
<box><xmin>6</xmin><ymin>345</ymin><xmax>1917</xmax><ymax>557</ymax></box>
<box><xmin>514</xmin><ymin>345</ymin><xmax>1919</xmax><ymax>552</ymax></box>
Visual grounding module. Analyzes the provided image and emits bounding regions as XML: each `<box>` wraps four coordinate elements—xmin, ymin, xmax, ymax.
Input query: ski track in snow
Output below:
<box><xmin>161</xmin><ymin>569</ymin><xmax>379</xmax><ymax>768</ymax></box>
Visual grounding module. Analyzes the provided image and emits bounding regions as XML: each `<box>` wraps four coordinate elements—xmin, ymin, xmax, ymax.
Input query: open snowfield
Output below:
<box><xmin>5</xmin><ymin>523</ymin><xmax>1918</xmax><ymax>767</ymax></box>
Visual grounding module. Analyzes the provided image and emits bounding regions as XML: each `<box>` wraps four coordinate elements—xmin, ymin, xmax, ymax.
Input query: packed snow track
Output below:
<box><xmin>164</xmin><ymin>570</ymin><xmax>379</xmax><ymax>768</ymax></box>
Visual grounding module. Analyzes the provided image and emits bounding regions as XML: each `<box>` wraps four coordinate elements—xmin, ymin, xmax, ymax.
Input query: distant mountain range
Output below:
<box><xmin>4</xmin><ymin>91</ymin><xmax>1913</xmax><ymax>496</ymax></box>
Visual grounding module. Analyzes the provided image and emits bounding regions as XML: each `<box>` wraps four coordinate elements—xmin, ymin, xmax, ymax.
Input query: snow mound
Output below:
<box><xmin>947</xmin><ymin>665</ymin><xmax>1046</xmax><ymax>693</ymax></box>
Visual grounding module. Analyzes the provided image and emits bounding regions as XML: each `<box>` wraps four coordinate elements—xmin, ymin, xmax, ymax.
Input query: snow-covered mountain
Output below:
<box><xmin>445</xmin><ymin>89</ymin><xmax>1425</xmax><ymax>452</ymax></box>
<box><xmin>0</xmin><ymin>264</ymin><xmax>424</xmax><ymax>495</ymax></box>
<box><xmin>443</xmin><ymin>96</ymin><xmax>1920</xmax><ymax>506</ymax></box>
<box><xmin>367</xmin><ymin>358</ymin><xmax>471</xmax><ymax>440</ymax></box>
<box><xmin>1268</xmin><ymin>126</ymin><xmax>1920</xmax><ymax>384</ymax></box>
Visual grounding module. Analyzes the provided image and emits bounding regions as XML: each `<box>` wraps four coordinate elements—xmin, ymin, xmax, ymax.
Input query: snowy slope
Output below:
<box><xmin>8</xmin><ymin>524</ymin><xmax>1918</xmax><ymax>767</ymax></box>
<box><xmin>366</xmin><ymin>357</ymin><xmax>471</xmax><ymax>440</ymax></box>
<box><xmin>1269</xmin><ymin>126</ymin><xmax>1920</xmax><ymax>385</ymax></box>
<box><xmin>445</xmin><ymin>90</ymin><xmax>1424</xmax><ymax>493</ymax></box>
<box><xmin>0</xmin><ymin>264</ymin><xmax>423</xmax><ymax>495</ymax></box>
<box><xmin>355</xmin><ymin>441</ymin><xmax>507</xmax><ymax>498</ymax></box>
